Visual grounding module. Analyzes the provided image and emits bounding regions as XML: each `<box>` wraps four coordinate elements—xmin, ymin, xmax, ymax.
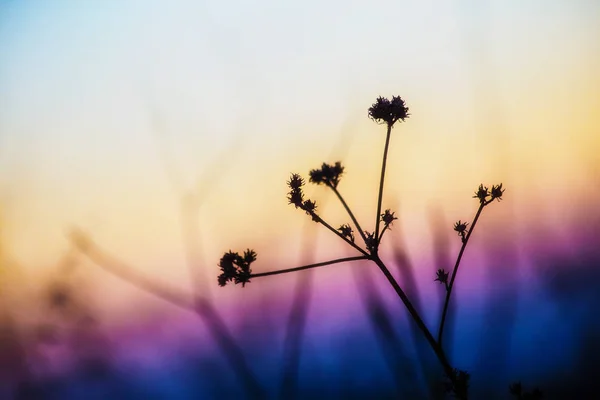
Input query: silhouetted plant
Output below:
<box><xmin>217</xmin><ymin>95</ymin><xmax>511</xmax><ymax>398</ymax></box>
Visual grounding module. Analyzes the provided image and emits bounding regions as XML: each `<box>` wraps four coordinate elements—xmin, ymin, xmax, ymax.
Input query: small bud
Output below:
<box><xmin>287</xmin><ymin>173</ymin><xmax>305</xmax><ymax>190</ymax></box>
<box><xmin>490</xmin><ymin>183</ymin><xmax>505</xmax><ymax>202</ymax></box>
<box><xmin>287</xmin><ymin>173</ymin><xmax>305</xmax><ymax>208</ymax></box>
<box><xmin>473</xmin><ymin>184</ymin><xmax>489</xmax><ymax>204</ymax></box>
<box><xmin>435</xmin><ymin>268</ymin><xmax>449</xmax><ymax>285</ymax></box>
<box><xmin>453</xmin><ymin>220</ymin><xmax>469</xmax><ymax>242</ymax></box>
<box><xmin>381</xmin><ymin>209</ymin><xmax>398</xmax><ymax>228</ymax></box>
<box><xmin>453</xmin><ymin>220</ymin><xmax>468</xmax><ymax>234</ymax></box>
<box><xmin>364</xmin><ymin>231</ymin><xmax>377</xmax><ymax>252</ymax></box>
<box><xmin>338</xmin><ymin>224</ymin><xmax>355</xmax><ymax>243</ymax></box>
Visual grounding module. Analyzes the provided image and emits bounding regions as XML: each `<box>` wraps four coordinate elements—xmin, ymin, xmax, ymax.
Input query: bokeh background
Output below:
<box><xmin>1</xmin><ymin>0</ymin><xmax>599</xmax><ymax>398</ymax></box>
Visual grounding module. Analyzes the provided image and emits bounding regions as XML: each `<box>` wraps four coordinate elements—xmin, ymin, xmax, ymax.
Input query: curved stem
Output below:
<box><xmin>379</xmin><ymin>224</ymin><xmax>390</xmax><ymax>245</ymax></box>
<box><xmin>71</xmin><ymin>231</ymin><xmax>194</xmax><ymax>312</ymax></box>
<box><xmin>437</xmin><ymin>202</ymin><xmax>486</xmax><ymax>347</ymax></box>
<box><xmin>251</xmin><ymin>256</ymin><xmax>368</xmax><ymax>279</ymax></box>
<box><xmin>374</xmin><ymin>124</ymin><xmax>393</xmax><ymax>245</ymax></box>
<box><xmin>371</xmin><ymin>256</ymin><xmax>457</xmax><ymax>388</ymax></box>
<box><xmin>69</xmin><ymin>231</ymin><xmax>266</xmax><ymax>397</ymax></box>
<box><xmin>331</xmin><ymin>186</ymin><xmax>368</xmax><ymax>245</ymax></box>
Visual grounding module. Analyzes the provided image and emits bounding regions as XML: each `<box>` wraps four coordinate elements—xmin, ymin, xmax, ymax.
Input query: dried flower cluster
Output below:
<box><xmin>368</xmin><ymin>95</ymin><xmax>410</xmax><ymax>127</ymax></box>
<box><xmin>338</xmin><ymin>224</ymin><xmax>354</xmax><ymax>243</ymax></box>
<box><xmin>309</xmin><ymin>161</ymin><xmax>344</xmax><ymax>188</ymax></box>
<box><xmin>217</xmin><ymin>249</ymin><xmax>257</xmax><ymax>287</ymax></box>
<box><xmin>473</xmin><ymin>183</ymin><xmax>505</xmax><ymax>204</ymax></box>
<box><xmin>286</xmin><ymin>173</ymin><xmax>319</xmax><ymax>221</ymax></box>
<box><xmin>380</xmin><ymin>209</ymin><xmax>397</xmax><ymax>228</ymax></box>
<box><xmin>454</xmin><ymin>220</ymin><xmax>469</xmax><ymax>243</ymax></box>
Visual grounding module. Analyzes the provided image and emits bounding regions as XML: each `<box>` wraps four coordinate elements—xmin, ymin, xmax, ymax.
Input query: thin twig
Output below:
<box><xmin>379</xmin><ymin>224</ymin><xmax>390</xmax><ymax>244</ymax></box>
<box><xmin>331</xmin><ymin>186</ymin><xmax>369</xmax><ymax>245</ymax></box>
<box><xmin>374</xmin><ymin>124</ymin><xmax>393</xmax><ymax>245</ymax></box>
<box><xmin>311</xmin><ymin>213</ymin><xmax>370</xmax><ymax>256</ymax></box>
<box><xmin>251</xmin><ymin>256</ymin><xmax>369</xmax><ymax>279</ymax></box>
<box><xmin>437</xmin><ymin>202</ymin><xmax>486</xmax><ymax>347</ymax></box>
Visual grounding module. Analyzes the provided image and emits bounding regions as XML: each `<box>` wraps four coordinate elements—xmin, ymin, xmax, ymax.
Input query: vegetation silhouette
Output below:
<box><xmin>217</xmin><ymin>95</ymin><xmax>538</xmax><ymax>399</ymax></box>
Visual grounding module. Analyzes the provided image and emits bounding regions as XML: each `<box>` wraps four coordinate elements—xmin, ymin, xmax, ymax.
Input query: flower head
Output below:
<box><xmin>217</xmin><ymin>249</ymin><xmax>256</xmax><ymax>287</ymax></box>
<box><xmin>364</xmin><ymin>231</ymin><xmax>377</xmax><ymax>252</ymax></box>
<box><xmin>435</xmin><ymin>268</ymin><xmax>449</xmax><ymax>285</ymax></box>
<box><xmin>302</xmin><ymin>199</ymin><xmax>317</xmax><ymax>215</ymax></box>
<box><xmin>453</xmin><ymin>220</ymin><xmax>469</xmax><ymax>242</ymax></box>
<box><xmin>473</xmin><ymin>184</ymin><xmax>489</xmax><ymax>204</ymax></box>
<box><xmin>287</xmin><ymin>173</ymin><xmax>305</xmax><ymax>208</ymax></box>
<box><xmin>368</xmin><ymin>96</ymin><xmax>410</xmax><ymax>127</ymax></box>
<box><xmin>381</xmin><ymin>209</ymin><xmax>398</xmax><ymax>228</ymax></box>
<box><xmin>309</xmin><ymin>162</ymin><xmax>344</xmax><ymax>188</ymax></box>
<box><xmin>287</xmin><ymin>173</ymin><xmax>304</xmax><ymax>190</ymax></box>
<box><xmin>338</xmin><ymin>224</ymin><xmax>355</xmax><ymax>243</ymax></box>
<box><xmin>453</xmin><ymin>220</ymin><xmax>468</xmax><ymax>234</ymax></box>
<box><xmin>490</xmin><ymin>183</ymin><xmax>505</xmax><ymax>202</ymax></box>
<box><xmin>286</xmin><ymin>173</ymin><xmax>321</xmax><ymax>221</ymax></box>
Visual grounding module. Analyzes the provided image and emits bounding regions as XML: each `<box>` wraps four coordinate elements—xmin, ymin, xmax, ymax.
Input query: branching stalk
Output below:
<box><xmin>311</xmin><ymin>213</ymin><xmax>369</xmax><ymax>256</ymax></box>
<box><xmin>371</xmin><ymin>256</ymin><xmax>461</xmax><ymax>395</ymax></box>
<box><xmin>438</xmin><ymin>202</ymin><xmax>486</xmax><ymax>347</ymax></box>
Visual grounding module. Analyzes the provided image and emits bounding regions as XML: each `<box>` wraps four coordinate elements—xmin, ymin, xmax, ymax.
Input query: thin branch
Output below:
<box><xmin>251</xmin><ymin>256</ymin><xmax>369</xmax><ymax>279</ymax></box>
<box><xmin>310</xmin><ymin>213</ymin><xmax>370</xmax><ymax>256</ymax></box>
<box><xmin>374</xmin><ymin>124</ymin><xmax>393</xmax><ymax>245</ymax></box>
<box><xmin>378</xmin><ymin>224</ymin><xmax>390</xmax><ymax>245</ymax></box>
<box><xmin>371</xmin><ymin>256</ymin><xmax>458</xmax><ymax>391</ymax></box>
<box><xmin>331</xmin><ymin>186</ymin><xmax>369</xmax><ymax>245</ymax></box>
<box><xmin>68</xmin><ymin>229</ymin><xmax>266</xmax><ymax>398</ymax></box>
<box><xmin>437</xmin><ymin>202</ymin><xmax>486</xmax><ymax>347</ymax></box>
<box><xmin>69</xmin><ymin>229</ymin><xmax>194</xmax><ymax>312</ymax></box>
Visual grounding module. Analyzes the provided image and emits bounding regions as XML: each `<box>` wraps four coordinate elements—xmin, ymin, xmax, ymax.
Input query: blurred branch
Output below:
<box><xmin>68</xmin><ymin>228</ymin><xmax>194</xmax><ymax>312</ymax></box>
<box><xmin>68</xmin><ymin>227</ymin><xmax>266</xmax><ymax>397</ymax></box>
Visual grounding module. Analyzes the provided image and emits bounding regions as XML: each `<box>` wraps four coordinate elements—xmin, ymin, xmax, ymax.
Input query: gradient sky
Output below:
<box><xmin>1</xmin><ymin>4</ymin><xmax>600</xmax><ymax>393</ymax></box>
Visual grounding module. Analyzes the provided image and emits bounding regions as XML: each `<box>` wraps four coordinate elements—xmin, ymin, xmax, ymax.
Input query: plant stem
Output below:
<box><xmin>311</xmin><ymin>213</ymin><xmax>370</xmax><ymax>256</ymax></box>
<box><xmin>437</xmin><ymin>202</ymin><xmax>486</xmax><ymax>347</ymax></box>
<box><xmin>71</xmin><ymin>231</ymin><xmax>194</xmax><ymax>312</ymax></box>
<box><xmin>371</xmin><ymin>256</ymin><xmax>459</xmax><ymax>393</ymax></box>
<box><xmin>378</xmin><ymin>224</ymin><xmax>390</xmax><ymax>244</ymax></box>
<box><xmin>251</xmin><ymin>256</ymin><xmax>368</xmax><ymax>279</ymax></box>
<box><xmin>331</xmin><ymin>186</ymin><xmax>369</xmax><ymax>245</ymax></box>
<box><xmin>374</xmin><ymin>123</ymin><xmax>393</xmax><ymax>245</ymax></box>
<box><xmin>70</xmin><ymin>232</ymin><xmax>266</xmax><ymax>397</ymax></box>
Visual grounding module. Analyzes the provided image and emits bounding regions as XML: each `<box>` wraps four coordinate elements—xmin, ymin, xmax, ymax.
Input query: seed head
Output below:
<box><xmin>338</xmin><ymin>224</ymin><xmax>355</xmax><ymax>243</ymax></box>
<box><xmin>309</xmin><ymin>162</ymin><xmax>345</xmax><ymax>188</ymax></box>
<box><xmin>473</xmin><ymin>184</ymin><xmax>489</xmax><ymax>204</ymax></box>
<box><xmin>381</xmin><ymin>209</ymin><xmax>398</xmax><ymax>228</ymax></box>
<box><xmin>490</xmin><ymin>183</ymin><xmax>505</xmax><ymax>202</ymax></box>
<box><xmin>364</xmin><ymin>231</ymin><xmax>377</xmax><ymax>252</ymax></box>
<box><xmin>217</xmin><ymin>249</ymin><xmax>256</xmax><ymax>287</ymax></box>
<box><xmin>368</xmin><ymin>96</ymin><xmax>410</xmax><ymax>127</ymax></box>
<box><xmin>435</xmin><ymin>268</ymin><xmax>449</xmax><ymax>285</ymax></box>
